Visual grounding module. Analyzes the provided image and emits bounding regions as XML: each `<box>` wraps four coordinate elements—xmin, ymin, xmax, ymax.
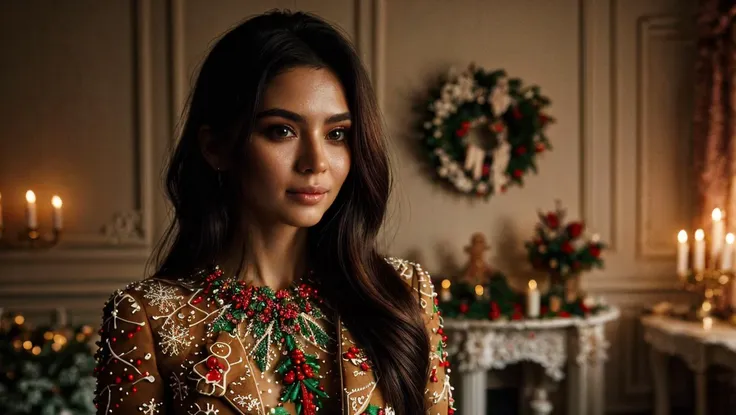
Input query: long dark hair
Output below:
<box><xmin>150</xmin><ymin>10</ymin><xmax>429</xmax><ymax>414</ymax></box>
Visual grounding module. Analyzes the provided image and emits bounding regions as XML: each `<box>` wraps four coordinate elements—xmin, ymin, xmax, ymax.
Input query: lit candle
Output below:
<box><xmin>703</xmin><ymin>316</ymin><xmax>713</xmax><ymax>330</ymax></box>
<box><xmin>51</xmin><ymin>196</ymin><xmax>63</xmax><ymax>231</ymax></box>
<box><xmin>694</xmin><ymin>229</ymin><xmax>706</xmax><ymax>272</ymax></box>
<box><xmin>439</xmin><ymin>279</ymin><xmax>452</xmax><ymax>302</ymax></box>
<box><xmin>25</xmin><ymin>190</ymin><xmax>37</xmax><ymax>229</ymax></box>
<box><xmin>526</xmin><ymin>279</ymin><xmax>540</xmax><ymax>318</ymax></box>
<box><xmin>474</xmin><ymin>284</ymin><xmax>484</xmax><ymax>300</ymax></box>
<box><xmin>677</xmin><ymin>230</ymin><xmax>689</xmax><ymax>276</ymax></box>
<box><xmin>722</xmin><ymin>233</ymin><xmax>734</xmax><ymax>270</ymax></box>
<box><xmin>712</xmin><ymin>208</ymin><xmax>725</xmax><ymax>264</ymax></box>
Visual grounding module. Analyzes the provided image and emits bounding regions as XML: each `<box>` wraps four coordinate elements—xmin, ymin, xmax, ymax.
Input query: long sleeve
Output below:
<box><xmin>412</xmin><ymin>262</ymin><xmax>457</xmax><ymax>415</ymax></box>
<box><xmin>93</xmin><ymin>288</ymin><xmax>165</xmax><ymax>414</ymax></box>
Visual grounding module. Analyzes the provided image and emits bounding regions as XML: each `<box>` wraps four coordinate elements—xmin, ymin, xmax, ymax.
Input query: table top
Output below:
<box><xmin>641</xmin><ymin>314</ymin><xmax>736</xmax><ymax>351</ymax></box>
<box><xmin>444</xmin><ymin>307</ymin><xmax>620</xmax><ymax>331</ymax></box>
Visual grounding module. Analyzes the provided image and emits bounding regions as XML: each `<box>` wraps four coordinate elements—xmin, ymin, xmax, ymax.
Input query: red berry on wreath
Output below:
<box><xmin>461</xmin><ymin>121</ymin><xmax>471</xmax><ymax>130</ymax></box>
<box><xmin>513</xmin><ymin>106</ymin><xmax>523</xmax><ymax>120</ymax></box>
<box><xmin>539</xmin><ymin>113</ymin><xmax>550</xmax><ymax>125</ymax></box>
<box><xmin>514</xmin><ymin>146</ymin><xmax>527</xmax><ymax>156</ymax></box>
<box><xmin>512</xmin><ymin>169</ymin><xmax>523</xmax><ymax>178</ymax></box>
<box><xmin>482</xmin><ymin>164</ymin><xmax>490</xmax><ymax>176</ymax></box>
<box><xmin>535</xmin><ymin>142</ymin><xmax>546</xmax><ymax>153</ymax></box>
<box><xmin>566</xmin><ymin>222</ymin><xmax>584</xmax><ymax>238</ymax></box>
<box><xmin>459</xmin><ymin>303</ymin><xmax>469</xmax><ymax>314</ymax></box>
<box><xmin>491</xmin><ymin>121</ymin><xmax>505</xmax><ymax>133</ymax></box>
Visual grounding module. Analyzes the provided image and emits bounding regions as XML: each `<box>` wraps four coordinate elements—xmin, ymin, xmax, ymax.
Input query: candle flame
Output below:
<box><xmin>441</xmin><ymin>279</ymin><xmax>451</xmax><ymax>289</ymax></box>
<box><xmin>678</xmin><ymin>230</ymin><xmax>688</xmax><ymax>243</ymax></box>
<box><xmin>695</xmin><ymin>229</ymin><xmax>705</xmax><ymax>241</ymax></box>
<box><xmin>713</xmin><ymin>208</ymin><xmax>723</xmax><ymax>221</ymax></box>
<box><xmin>51</xmin><ymin>196</ymin><xmax>62</xmax><ymax>208</ymax></box>
<box><xmin>474</xmin><ymin>284</ymin><xmax>484</xmax><ymax>296</ymax></box>
<box><xmin>728</xmin><ymin>233</ymin><xmax>735</xmax><ymax>244</ymax></box>
<box><xmin>25</xmin><ymin>190</ymin><xmax>36</xmax><ymax>204</ymax></box>
<box><xmin>528</xmin><ymin>280</ymin><xmax>537</xmax><ymax>290</ymax></box>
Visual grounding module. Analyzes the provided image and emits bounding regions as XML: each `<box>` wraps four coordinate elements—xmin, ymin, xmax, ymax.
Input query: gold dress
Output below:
<box><xmin>93</xmin><ymin>258</ymin><xmax>456</xmax><ymax>415</ymax></box>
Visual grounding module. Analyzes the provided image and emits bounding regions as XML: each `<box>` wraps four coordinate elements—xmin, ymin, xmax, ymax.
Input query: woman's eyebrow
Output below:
<box><xmin>255</xmin><ymin>108</ymin><xmax>351</xmax><ymax>124</ymax></box>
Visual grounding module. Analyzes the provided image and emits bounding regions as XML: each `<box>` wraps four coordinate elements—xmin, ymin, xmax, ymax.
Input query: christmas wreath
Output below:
<box><xmin>419</xmin><ymin>64</ymin><xmax>554</xmax><ymax>198</ymax></box>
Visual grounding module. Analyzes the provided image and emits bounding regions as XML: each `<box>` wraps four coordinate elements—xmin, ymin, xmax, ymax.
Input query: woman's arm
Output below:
<box><xmin>93</xmin><ymin>288</ymin><xmax>165</xmax><ymax>414</ymax></box>
<box><xmin>411</xmin><ymin>262</ymin><xmax>457</xmax><ymax>415</ymax></box>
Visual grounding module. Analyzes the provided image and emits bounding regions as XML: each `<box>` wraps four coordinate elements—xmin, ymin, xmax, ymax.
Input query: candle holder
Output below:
<box><xmin>0</xmin><ymin>225</ymin><xmax>61</xmax><ymax>250</ymax></box>
<box><xmin>679</xmin><ymin>268</ymin><xmax>733</xmax><ymax>321</ymax></box>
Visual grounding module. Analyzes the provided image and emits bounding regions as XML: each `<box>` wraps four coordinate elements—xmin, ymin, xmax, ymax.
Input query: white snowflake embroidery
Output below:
<box><xmin>160</xmin><ymin>322</ymin><xmax>191</xmax><ymax>356</ymax></box>
<box><xmin>189</xmin><ymin>402</ymin><xmax>219</xmax><ymax>414</ymax></box>
<box><xmin>139</xmin><ymin>398</ymin><xmax>163</xmax><ymax>414</ymax></box>
<box><xmin>143</xmin><ymin>281</ymin><xmax>183</xmax><ymax>313</ymax></box>
<box><xmin>233</xmin><ymin>394</ymin><xmax>260</xmax><ymax>411</ymax></box>
<box><xmin>170</xmin><ymin>372</ymin><xmax>189</xmax><ymax>401</ymax></box>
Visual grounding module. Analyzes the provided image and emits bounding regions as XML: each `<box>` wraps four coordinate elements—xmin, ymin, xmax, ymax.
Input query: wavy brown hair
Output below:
<box><xmin>150</xmin><ymin>10</ymin><xmax>429</xmax><ymax>414</ymax></box>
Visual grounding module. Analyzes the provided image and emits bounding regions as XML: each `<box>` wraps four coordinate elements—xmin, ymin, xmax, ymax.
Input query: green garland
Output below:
<box><xmin>0</xmin><ymin>313</ymin><xmax>96</xmax><ymax>415</ymax></box>
<box><xmin>418</xmin><ymin>64</ymin><xmax>554</xmax><ymax>198</ymax></box>
<box><xmin>438</xmin><ymin>275</ymin><xmax>607</xmax><ymax>320</ymax></box>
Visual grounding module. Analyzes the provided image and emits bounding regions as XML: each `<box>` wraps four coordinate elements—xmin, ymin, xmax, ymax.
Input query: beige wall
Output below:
<box><xmin>0</xmin><ymin>0</ymin><xmax>697</xmax><ymax>413</ymax></box>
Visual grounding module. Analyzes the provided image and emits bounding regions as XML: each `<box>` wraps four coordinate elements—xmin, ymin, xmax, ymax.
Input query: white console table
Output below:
<box><xmin>444</xmin><ymin>308</ymin><xmax>620</xmax><ymax>415</ymax></box>
<box><xmin>641</xmin><ymin>314</ymin><xmax>736</xmax><ymax>415</ymax></box>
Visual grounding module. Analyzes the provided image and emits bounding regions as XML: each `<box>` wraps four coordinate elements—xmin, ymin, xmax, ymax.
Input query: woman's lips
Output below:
<box><xmin>286</xmin><ymin>186</ymin><xmax>328</xmax><ymax>205</ymax></box>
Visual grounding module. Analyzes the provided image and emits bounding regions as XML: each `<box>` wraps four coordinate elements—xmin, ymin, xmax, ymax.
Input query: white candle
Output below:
<box><xmin>722</xmin><ymin>233</ymin><xmax>734</xmax><ymax>270</ymax></box>
<box><xmin>703</xmin><ymin>316</ymin><xmax>713</xmax><ymax>330</ymax></box>
<box><xmin>439</xmin><ymin>279</ymin><xmax>452</xmax><ymax>302</ymax></box>
<box><xmin>526</xmin><ymin>279</ymin><xmax>540</xmax><ymax>318</ymax></box>
<box><xmin>25</xmin><ymin>190</ymin><xmax>37</xmax><ymax>229</ymax></box>
<box><xmin>694</xmin><ymin>229</ymin><xmax>706</xmax><ymax>272</ymax></box>
<box><xmin>677</xmin><ymin>230</ymin><xmax>689</xmax><ymax>276</ymax></box>
<box><xmin>51</xmin><ymin>196</ymin><xmax>63</xmax><ymax>230</ymax></box>
<box><xmin>712</xmin><ymin>208</ymin><xmax>725</xmax><ymax>264</ymax></box>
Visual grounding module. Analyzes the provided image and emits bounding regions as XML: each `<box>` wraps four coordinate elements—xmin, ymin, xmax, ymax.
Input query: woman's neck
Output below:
<box><xmin>222</xmin><ymin>222</ymin><xmax>309</xmax><ymax>290</ymax></box>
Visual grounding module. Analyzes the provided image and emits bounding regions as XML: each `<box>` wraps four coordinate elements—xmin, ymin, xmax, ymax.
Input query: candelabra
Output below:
<box><xmin>0</xmin><ymin>225</ymin><xmax>62</xmax><ymax>249</ymax></box>
<box><xmin>679</xmin><ymin>269</ymin><xmax>733</xmax><ymax>320</ymax></box>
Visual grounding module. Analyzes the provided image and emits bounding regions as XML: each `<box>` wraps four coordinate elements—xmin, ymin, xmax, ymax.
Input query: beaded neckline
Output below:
<box><xmin>201</xmin><ymin>266</ymin><xmax>334</xmax><ymax>415</ymax></box>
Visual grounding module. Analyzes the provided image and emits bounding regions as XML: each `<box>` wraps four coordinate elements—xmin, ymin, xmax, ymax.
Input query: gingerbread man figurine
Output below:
<box><xmin>461</xmin><ymin>233</ymin><xmax>494</xmax><ymax>286</ymax></box>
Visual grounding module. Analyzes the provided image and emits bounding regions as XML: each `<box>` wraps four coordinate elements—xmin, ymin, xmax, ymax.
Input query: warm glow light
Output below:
<box><xmin>25</xmin><ymin>190</ymin><xmax>36</xmax><ymax>204</ymax></box>
<box><xmin>14</xmin><ymin>315</ymin><xmax>24</xmax><ymax>325</ymax></box>
<box><xmin>695</xmin><ymin>229</ymin><xmax>705</xmax><ymax>241</ymax></box>
<box><xmin>713</xmin><ymin>208</ymin><xmax>723</xmax><ymax>221</ymax></box>
<box><xmin>22</xmin><ymin>341</ymin><xmax>32</xmax><ymax>350</ymax></box>
<box><xmin>82</xmin><ymin>325</ymin><xmax>92</xmax><ymax>335</ymax></box>
<box><xmin>441</xmin><ymin>279</ymin><xmax>451</xmax><ymax>289</ymax></box>
<box><xmin>528</xmin><ymin>280</ymin><xmax>538</xmax><ymax>290</ymax></box>
<box><xmin>727</xmin><ymin>233</ymin><xmax>734</xmax><ymax>244</ymax></box>
<box><xmin>43</xmin><ymin>331</ymin><xmax>53</xmax><ymax>341</ymax></box>
<box><xmin>51</xmin><ymin>342</ymin><xmax>62</xmax><ymax>352</ymax></box>
<box><xmin>51</xmin><ymin>196</ymin><xmax>62</xmax><ymax>208</ymax></box>
<box><xmin>474</xmin><ymin>284</ymin><xmax>484</xmax><ymax>296</ymax></box>
<box><xmin>76</xmin><ymin>333</ymin><xmax>85</xmax><ymax>342</ymax></box>
<box><xmin>703</xmin><ymin>301</ymin><xmax>712</xmax><ymax>312</ymax></box>
<box><xmin>31</xmin><ymin>346</ymin><xmax>41</xmax><ymax>355</ymax></box>
<box><xmin>678</xmin><ymin>230</ymin><xmax>688</xmax><ymax>243</ymax></box>
<box><xmin>53</xmin><ymin>334</ymin><xmax>67</xmax><ymax>345</ymax></box>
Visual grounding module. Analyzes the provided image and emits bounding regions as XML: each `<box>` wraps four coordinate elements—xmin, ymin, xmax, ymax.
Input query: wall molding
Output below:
<box><xmin>636</xmin><ymin>15</ymin><xmax>693</xmax><ymax>259</ymax></box>
<box><xmin>581</xmin><ymin>0</ymin><xmax>617</xmax><ymax>252</ymax></box>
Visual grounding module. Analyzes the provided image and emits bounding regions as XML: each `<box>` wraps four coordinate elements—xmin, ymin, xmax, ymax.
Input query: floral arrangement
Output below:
<box><xmin>0</xmin><ymin>312</ymin><xmax>96</xmax><ymax>415</ymax></box>
<box><xmin>525</xmin><ymin>202</ymin><xmax>605</xmax><ymax>282</ymax></box>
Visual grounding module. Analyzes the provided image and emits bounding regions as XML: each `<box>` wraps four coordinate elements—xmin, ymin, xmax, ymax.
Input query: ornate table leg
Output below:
<box><xmin>695</xmin><ymin>369</ymin><xmax>707</xmax><ymax>415</ymax></box>
<box><xmin>459</xmin><ymin>370</ymin><xmax>487</xmax><ymax>414</ymax></box>
<box><xmin>567</xmin><ymin>327</ymin><xmax>589</xmax><ymax>415</ymax></box>
<box><xmin>649</xmin><ymin>347</ymin><xmax>669</xmax><ymax>415</ymax></box>
<box><xmin>588</xmin><ymin>325</ymin><xmax>609</xmax><ymax>415</ymax></box>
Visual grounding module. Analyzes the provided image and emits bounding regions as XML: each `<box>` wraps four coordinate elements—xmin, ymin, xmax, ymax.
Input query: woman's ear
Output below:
<box><xmin>198</xmin><ymin>126</ymin><xmax>228</xmax><ymax>171</ymax></box>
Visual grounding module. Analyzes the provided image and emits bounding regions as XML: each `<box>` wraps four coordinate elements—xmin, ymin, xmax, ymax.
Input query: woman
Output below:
<box><xmin>93</xmin><ymin>10</ymin><xmax>455</xmax><ymax>415</ymax></box>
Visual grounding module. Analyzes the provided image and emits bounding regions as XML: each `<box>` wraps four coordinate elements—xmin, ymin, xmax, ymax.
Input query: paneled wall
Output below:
<box><xmin>0</xmin><ymin>0</ymin><xmax>697</xmax><ymax>412</ymax></box>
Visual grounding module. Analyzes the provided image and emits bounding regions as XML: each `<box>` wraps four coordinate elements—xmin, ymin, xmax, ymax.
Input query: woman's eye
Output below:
<box><xmin>266</xmin><ymin>125</ymin><xmax>296</xmax><ymax>140</ymax></box>
<box><xmin>327</xmin><ymin>128</ymin><xmax>349</xmax><ymax>141</ymax></box>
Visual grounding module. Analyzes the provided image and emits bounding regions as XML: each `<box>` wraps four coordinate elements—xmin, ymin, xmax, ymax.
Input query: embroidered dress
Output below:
<box><xmin>93</xmin><ymin>258</ymin><xmax>456</xmax><ymax>415</ymax></box>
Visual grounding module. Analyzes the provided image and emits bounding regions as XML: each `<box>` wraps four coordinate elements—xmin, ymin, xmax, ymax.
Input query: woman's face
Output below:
<box><xmin>241</xmin><ymin>67</ymin><xmax>352</xmax><ymax>228</ymax></box>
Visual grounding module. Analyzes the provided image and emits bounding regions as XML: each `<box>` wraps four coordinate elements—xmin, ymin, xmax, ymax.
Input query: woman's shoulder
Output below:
<box><xmin>384</xmin><ymin>256</ymin><xmax>438</xmax><ymax>315</ymax></box>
